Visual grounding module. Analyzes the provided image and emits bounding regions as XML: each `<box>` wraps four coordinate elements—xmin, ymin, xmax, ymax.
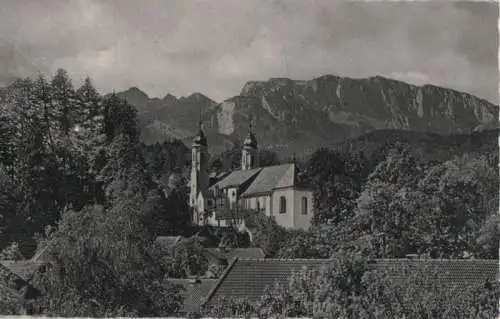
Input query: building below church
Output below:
<box><xmin>188</xmin><ymin>122</ymin><xmax>314</xmax><ymax>230</ymax></box>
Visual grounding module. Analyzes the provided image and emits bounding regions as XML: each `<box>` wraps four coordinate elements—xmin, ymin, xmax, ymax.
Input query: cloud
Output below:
<box><xmin>0</xmin><ymin>0</ymin><xmax>497</xmax><ymax>103</ymax></box>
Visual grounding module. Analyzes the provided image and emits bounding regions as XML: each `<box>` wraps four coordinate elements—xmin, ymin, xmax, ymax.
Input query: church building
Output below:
<box><xmin>188</xmin><ymin>122</ymin><xmax>314</xmax><ymax>230</ymax></box>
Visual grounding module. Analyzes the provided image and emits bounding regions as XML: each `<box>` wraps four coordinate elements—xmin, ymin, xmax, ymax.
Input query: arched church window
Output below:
<box><xmin>279</xmin><ymin>196</ymin><xmax>286</xmax><ymax>214</ymax></box>
<box><xmin>301</xmin><ymin>197</ymin><xmax>308</xmax><ymax>215</ymax></box>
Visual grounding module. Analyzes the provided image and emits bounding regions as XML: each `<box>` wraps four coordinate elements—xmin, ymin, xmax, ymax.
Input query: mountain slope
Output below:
<box><xmin>332</xmin><ymin>128</ymin><xmax>499</xmax><ymax>164</ymax></box>
<box><xmin>117</xmin><ymin>75</ymin><xmax>498</xmax><ymax>157</ymax></box>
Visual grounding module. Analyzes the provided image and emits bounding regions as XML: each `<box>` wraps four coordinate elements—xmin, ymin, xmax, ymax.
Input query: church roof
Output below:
<box><xmin>211</xmin><ymin>168</ymin><xmax>262</xmax><ymax>189</ymax></box>
<box><xmin>241</xmin><ymin>163</ymin><xmax>297</xmax><ymax>197</ymax></box>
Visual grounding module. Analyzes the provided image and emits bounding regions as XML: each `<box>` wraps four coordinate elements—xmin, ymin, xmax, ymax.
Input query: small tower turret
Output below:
<box><xmin>241</xmin><ymin>121</ymin><xmax>258</xmax><ymax>171</ymax></box>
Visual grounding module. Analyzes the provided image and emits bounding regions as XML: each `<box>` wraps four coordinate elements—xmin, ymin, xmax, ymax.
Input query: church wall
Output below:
<box><xmin>271</xmin><ymin>188</ymin><xmax>295</xmax><ymax>228</ymax></box>
<box><xmin>248</xmin><ymin>196</ymin><xmax>267</xmax><ymax>212</ymax></box>
<box><xmin>293</xmin><ymin>189</ymin><xmax>313</xmax><ymax>230</ymax></box>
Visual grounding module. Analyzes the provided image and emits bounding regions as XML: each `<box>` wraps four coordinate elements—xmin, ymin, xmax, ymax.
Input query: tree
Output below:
<box><xmin>50</xmin><ymin>68</ymin><xmax>77</xmax><ymax>136</ymax></box>
<box><xmin>305</xmin><ymin>149</ymin><xmax>343</xmax><ymax>223</ymax></box>
<box><xmin>160</xmin><ymin>241</ymin><xmax>209</xmax><ymax>278</ymax></box>
<box><xmin>103</xmin><ymin>94</ymin><xmax>140</xmax><ymax>144</ymax></box>
<box><xmin>258</xmin><ymin>149</ymin><xmax>280</xmax><ymax>167</ymax></box>
<box><xmin>0</xmin><ymin>241</ymin><xmax>25</xmax><ymax>260</ymax></box>
<box><xmin>248</xmin><ymin>214</ymin><xmax>290</xmax><ymax>257</ymax></box>
<box><xmin>32</xmin><ymin>131</ymin><xmax>183</xmax><ymax>316</ymax></box>
<box><xmin>31</xmin><ymin>205</ymin><xmax>183</xmax><ymax>316</ymax></box>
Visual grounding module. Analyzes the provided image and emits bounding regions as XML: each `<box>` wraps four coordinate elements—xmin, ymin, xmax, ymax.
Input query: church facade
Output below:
<box><xmin>188</xmin><ymin>123</ymin><xmax>314</xmax><ymax>230</ymax></box>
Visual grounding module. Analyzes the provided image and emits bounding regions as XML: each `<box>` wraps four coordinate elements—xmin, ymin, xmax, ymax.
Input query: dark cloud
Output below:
<box><xmin>0</xmin><ymin>0</ymin><xmax>497</xmax><ymax>103</ymax></box>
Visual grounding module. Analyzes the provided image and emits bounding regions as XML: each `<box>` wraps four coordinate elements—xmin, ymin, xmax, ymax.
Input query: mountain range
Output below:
<box><xmin>116</xmin><ymin>75</ymin><xmax>498</xmax><ymax>157</ymax></box>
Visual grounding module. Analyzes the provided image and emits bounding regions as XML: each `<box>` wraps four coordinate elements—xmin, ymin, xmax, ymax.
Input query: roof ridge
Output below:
<box><xmin>376</xmin><ymin>258</ymin><xmax>498</xmax><ymax>262</ymax></box>
<box><xmin>238</xmin><ymin>258</ymin><xmax>331</xmax><ymax>261</ymax></box>
<box><xmin>31</xmin><ymin>238</ymin><xmax>55</xmax><ymax>262</ymax></box>
<box><xmin>202</xmin><ymin>256</ymin><xmax>240</xmax><ymax>307</ymax></box>
<box><xmin>166</xmin><ymin>278</ymin><xmax>218</xmax><ymax>281</ymax></box>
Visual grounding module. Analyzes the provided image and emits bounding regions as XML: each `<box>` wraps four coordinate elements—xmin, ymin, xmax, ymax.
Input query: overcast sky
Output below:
<box><xmin>0</xmin><ymin>0</ymin><xmax>498</xmax><ymax>103</ymax></box>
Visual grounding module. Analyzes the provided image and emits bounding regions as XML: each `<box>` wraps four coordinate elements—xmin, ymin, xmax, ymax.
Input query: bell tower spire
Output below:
<box><xmin>189</xmin><ymin>113</ymin><xmax>209</xmax><ymax>225</ymax></box>
<box><xmin>241</xmin><ymin>114</ymin><xmax>258</xmax><ymax>171</ymax></box>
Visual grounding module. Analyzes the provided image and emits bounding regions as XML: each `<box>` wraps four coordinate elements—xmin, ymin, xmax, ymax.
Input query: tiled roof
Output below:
<box><xmin>241</xmin><ymin>164</ymin><xmax>297</xmax><ymax>197</ymax></box>
<box><xmin>211</xmin><ymin>168</ymin><xmax>261</xmax><ymax>189</ymax></box>
<box><xmin>0</xmin><ymin>262</ymin><xmax>41</xmax><ymax>302</ymax></box>
<box><xmin>203</xmin><ymin>248</ymin><xmax>266</xmax><ymax>261</ymax></box>
<box><xmin>203</xmin><ymin>258</ymin><xmax>499</xmax><ymax>308</ymax></box>
<box><xmin>369</xmin><ymin>258</ymin><xmax>499</xmax><ymax>293</ymax></box>
<box><xmin>0</xmin><ymin>260</ymin><xmax>45</xmax><ymax>282</ymax></box>
<box><xmin>203</xmin><ymin>258</ymin><xmax>329</xmax><ymax>306</ymax></box>
<box><xmin>155</xmin><ymin>236</ymin><xmax>185</xmax><ymax>250</ymax></box>
<box><xmin>169</xmin><ymin>278</ymin><xmax>217</xmax><ymax>314</ymax></box>
<box><xmin>31</xmin><ymin>239</ymin><xmax>55</xmax><ymax>262</ymax></box>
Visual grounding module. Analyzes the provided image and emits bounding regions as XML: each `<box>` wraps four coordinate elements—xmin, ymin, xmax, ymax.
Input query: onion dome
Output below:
<box><xmin>243</xmin><ymin>130</ymin><xmax>257</xmax><ymax>148</ymax></box>
<box><xmin>193</xmin><ymin>121</ymin><xmax>207</xmax><ymax>147</ymax></box>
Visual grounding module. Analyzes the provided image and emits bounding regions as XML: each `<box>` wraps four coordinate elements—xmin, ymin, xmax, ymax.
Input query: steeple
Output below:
<box><xmin>241</xmin><ymin>115</ymin><xmax>258</xmax><ymax>171</ymax></box>
<box><xmin>190</xmin><ymin>116</ymin><xmax>209</xmax><ymax>225</ymax></box>
<box><xmin>243</xmin><ymin>121</ymin><xmax>258</xmax><ymax>149</ymax></box>
<box><xmin>193</xmin><ymin>118</ymin><xmax>207</xmax><ymax>147</ymax></box>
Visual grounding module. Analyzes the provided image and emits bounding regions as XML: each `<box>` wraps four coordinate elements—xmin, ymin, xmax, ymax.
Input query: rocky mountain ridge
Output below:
<box><xmin>117</xmin><ymin>75</ymin><xmax>498</xmax><ymax>157</ymax></box>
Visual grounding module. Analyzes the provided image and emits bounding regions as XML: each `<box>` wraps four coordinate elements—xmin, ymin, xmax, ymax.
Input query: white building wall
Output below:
<box><xmin>293</xmin><ymin>189</ymin><xmax>313</xmax><ymax>230</ymax></box>
<box><xmin>226</xmin><ymin>187</ymin><xmax>239</xmax><ymax>207</ymax></box>
<box><xmin>249</xmin><ymin>196</ymin><xmax>267</xmax><ymax>212</ymax></box>
<box><xmin>271</xmin><ymin>188</ymin><xmax>295</xmax><ymax>228</ymax></box>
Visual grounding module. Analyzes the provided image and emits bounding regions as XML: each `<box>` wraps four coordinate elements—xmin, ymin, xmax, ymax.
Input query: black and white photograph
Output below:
<box><xmin>0</xmin><ymin>0</ymin><xmax>498</xmax><ymax>318</ymax></box>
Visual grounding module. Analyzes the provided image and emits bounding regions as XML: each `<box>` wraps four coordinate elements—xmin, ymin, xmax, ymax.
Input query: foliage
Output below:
<box><xmin>32</xmin><ymin>187</ymin><xmax>183</xmax><ymax>316</ymax></box>
<box><xmin>204</xmin><ymin>296</ymin><xmax>255</xmax><ymax>319</ymax></box>
<box><xmin>0</xmin><ymin>69</ymin><xmax>188</xmax><ymax>316</ymax></box>
<box><xmin>258</xmin><ymin>149</ymin><xmax>281</xmax><ymax>167</ymax></box>
<box><xmin>247</xmin><ymin>214</ymin><xmax>290</xmax><ymax>257</ymax></box>
<box><xmin>141</xmin><ymin>140</ymin><xmax>191</xmax><ymax>233</ymax></box>
<box><xmin>0</xmin><ymin>298</ymin><xmax>22</xmax><ymax>315</ymax></box>
<box><xmin>160</xmin><ymin>242</ymin><xmax>209</xmax><ymax>278</ymax></box>
<box><xmin>0</xmin><ymin>72</ymin><xmax>108</xmax><ymax>254</ymax></box>
<box><xmin>350</xmin><ymin>145</ymin><xmax>499</xmax><ymax>259</ymax></box>
<box><xmin>0</xmin><ymin>241</ymin><xmax>26</xmax><ymax>260</ymax></box>
<box><xmin>306</xmin><ymin>148</ymin><xmax>371</xmax><ymax>224</ymax></box>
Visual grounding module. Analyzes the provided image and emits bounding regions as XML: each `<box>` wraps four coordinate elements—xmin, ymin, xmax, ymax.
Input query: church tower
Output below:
<box><xmin>189</xmin><ymin>120</ymin><xmax>209</xmax><ymax>224</ymax></box>
<box><xmin>241</xmin><ymin>122</ymin><xmax>258</xmax><ymax>171</ymax></box>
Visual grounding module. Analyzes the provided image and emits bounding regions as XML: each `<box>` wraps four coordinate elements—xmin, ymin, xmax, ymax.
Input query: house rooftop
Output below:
<box><xmin>202</xmin><ymin>258</ymin><xmax>499</xmax><ymax>308</ymax></box>
<box><xmin>168</xmin><ymin>278</ymin><xmax>217</xmax><ymax>315</ymax></box>
<box><xmin>372</xmin><ymin>258</ymin><xmax>499</xmax><ymax>292</ymax></box>
<box><xmin>203</xmin><ymin>258</ymin><xmax>330</xmax><ymax>307</ymax></box>
<box><xmin>203</xmin><ymin>247</ymin><xmax>266</xmax><ymax>261</ymax></box>
<box><xmin>154</xmin><ymin>236</ymin><xmax>185</xmax><ymax>250</ymax></box>
<box><xmin>0</xmin><ymin>262</ymin><xmax>41</xmax><ymax>303</ymax></box>
<box><xmin>0</xmin><ymin>260</ymin><xmax>46</xmax><ymax>282</ymax></box>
